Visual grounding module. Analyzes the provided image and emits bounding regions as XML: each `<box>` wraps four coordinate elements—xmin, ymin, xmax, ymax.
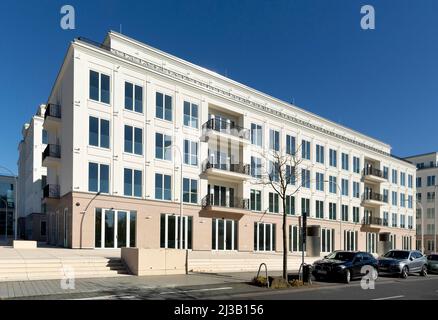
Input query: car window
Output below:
<box><xmin>427</xmin><ymin>255</ymin><xmax>438</xmax><ymax>261</ymax></box>
<box><xmin>354</xmin><ymin>253</ymin><xmax>363</xmax><ymax>261</ymax></box>
<box><xmin>412</xmin><ymin>252</ymin><xmax>422</xmax><ymax>259</ymax></box>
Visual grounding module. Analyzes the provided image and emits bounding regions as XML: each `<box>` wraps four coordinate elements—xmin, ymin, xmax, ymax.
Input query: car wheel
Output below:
<box><xmin>420</xmin><ymin>265</ymin><xmax>428</xmax><ymax>277</ymax></box>
<box><xmin>344</xmin><ymin>269</ymin><xmax>351</xmax><ymax>284</ymax></box>
<box><xmin>401</xmin><ymin>266</ymin><xmax>409</xmax><ymax>279</ymax></box>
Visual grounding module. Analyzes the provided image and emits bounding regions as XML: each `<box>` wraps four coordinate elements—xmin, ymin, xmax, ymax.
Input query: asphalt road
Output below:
<box><xmin>15</xmin><ymin>273</ymin><xmax>438</xmax><ymax>300</ymax></box>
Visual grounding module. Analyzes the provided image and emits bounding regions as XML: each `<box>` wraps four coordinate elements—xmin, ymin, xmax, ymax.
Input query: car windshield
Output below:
<box><xmin>383</xmin><ymin>251</ymin><xmax>409</xmax><ymax>259</ymax></box>
<box><xmin>325</xmin><ymin>252</ymin><xmax>355</xmax><ymax>261</ymax></box>
<box><xmin>427</xmin><ymin>255</ymin><xmax>438</xmax><ymax>261</ymax></box>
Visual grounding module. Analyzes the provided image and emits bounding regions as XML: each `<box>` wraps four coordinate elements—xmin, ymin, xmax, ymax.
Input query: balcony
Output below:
<box><xmin>363</xmin><ymin>167</ymin><xmax>387</xmax><ymax>183</ymax></box>
<box><xmin>200</xmin><ymin>194</ymin><xmax>250</xmax><ymax>219</ymax></box>
<box><xmin>44</xmin><ymin>104</ymin><xmax>61</xmax><ymax>131</ymax></box>
<box><xmin>362</xmin><ymin>216</ymin><xmax>384</xmax><ymax>228</ymax></box>
<box><xmin>362</xmin><ymin>192</ymin><xmax>387</xmax><ymax>207</ymax></box>
<box><xmin>42</xmin><ymin>144</ymin><xmax>61</xmax><ymax>167</ymax></box>
<box><xmin>202</xmin><ymin>161</ymin><xmax>251</xmax><ymax>182</ymax></box>
<box><xmin>43</xmin><ymin>184</ymin><xmax>60</xmax><ymax>199</ymax></box>
<box><xmin>201</xmin><ymin>118</ymin><xmax>250</xmax><ymax>144</ymax></box>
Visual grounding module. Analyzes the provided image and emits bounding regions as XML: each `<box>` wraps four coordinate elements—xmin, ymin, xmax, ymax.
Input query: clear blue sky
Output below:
<box><xmin>1</xmin><ymin>0</ymin><xmax>437</xmax><ymax>174</ymax></box>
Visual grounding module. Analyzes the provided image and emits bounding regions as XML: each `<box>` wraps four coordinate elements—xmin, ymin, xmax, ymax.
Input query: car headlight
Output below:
<box><xmin>335</xmin><ymin>265</ymin><xmax>346</xmax><ymax>271</ymax></box>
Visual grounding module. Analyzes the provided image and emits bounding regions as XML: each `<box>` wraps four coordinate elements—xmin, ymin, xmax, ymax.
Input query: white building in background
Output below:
<box><xmin>21</xmin><ymin>31</ymin><xmax>416</xmax><ymax>260</ymax></box>
<box><xmin>404</xmin><ymin>152</ymin><xmax>438</xmax><ymax>253</ymax></box>
<box><xmin>17</xmin><ymin>105</ymin><xmax>47</xmax><ymax>241</ymax></box>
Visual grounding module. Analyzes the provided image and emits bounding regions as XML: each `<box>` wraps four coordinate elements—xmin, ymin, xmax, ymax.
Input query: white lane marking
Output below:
<box><xmin>372</xmin><ymin>295</ymin><xmax>404</xmax><ymax>300</ymax></box>
<box><xmin>159</xmin><ymin>286</ymin><xmax>233</xmax><ymax>295</ymax></box>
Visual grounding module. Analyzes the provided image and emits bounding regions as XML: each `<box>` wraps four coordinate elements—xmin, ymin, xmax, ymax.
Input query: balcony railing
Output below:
<box><xmin>363</xmin><ymin>167</ymin><xmax>385</xmax><ymax>179</ymax></box>
<box><xmin>43</xmin><ymin>184</ymin><xmax>60</xmax><ymax>199</ymax></box>
<box><xmin>417</xmin><ymin>163</ymin><xmax>438</xmax><ymax>170</ymax></box>
<box><xmin>203</xmin><ymin>161</ymin><xmax>251</xmax><ymax>176</ymax></box>
<box><xmin>42</xmin><ymin>144</ymin><xmax>61</xmax><ymax>161</ymax></box>
<box><xmin>202</xmin><ymin>118</ymin><xmax>250</xmax><ymax>141</ymax></box>
<box><xmin>362</xmin><ymin>192</ymin><xmax>386</xmax><ymax>203</ymax></box>
<box><xmin>45</xmin><ymin>104</ymin><xmax>61</xmax><ymax>119</ymax></box>
<box><xmin>362</xmin><ymin>216</ymin><xmax>383</xmax><ymax>226</ymax></box>
<box><xmin>201</xmin><ymin>194</ymin><xmax>250</xmax><ymax>210</ymax></box>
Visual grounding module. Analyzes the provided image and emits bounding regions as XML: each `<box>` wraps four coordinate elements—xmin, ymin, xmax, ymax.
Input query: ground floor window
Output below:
<box><xmin>366</xmin><ymin>232</ymin><xmax>378</xmax><ymax>253</ymax></box>
<box><xmin>254</xmin><ymin>222</ymin><xmax>276</xmax><ymax>252</ymax></box>
<box><xmin>160</xmin><ymin>214</ymin><xmax>192</xmax><ymax>249</ymax></box>
<box><xmin>212</xmin><ymin>218</ymin><xmax>238</xmax><ymax>250</ymax></box>
<box><xmin>95</xmin><ymin>208</ymin><xmax>136</xmax><ymax>248</ymax></box>
<box><xmin>289</xmin><ymin>225</ymin><xmax>302</xmax><ymax>252</ymax></box>
<box><xmin>402</xmin><ymin>236</ymin><xmax>412</xmax><ymax>250</ymax></box>
<box><xmin>321</xmin><ymin>228</ymin><xmax>335</xmax><ymax>252</ymax></box>
<box><xmin>344</xmin><ymin>230</ymin><xmax>358</xmax><ymax>251</ymax></box>
<box><xmin>427</xmin><ymin>240</ymin><xmax>435</xmax><ymax>252</ymax></box>
<box><xmin>390</xmin><ymin>234</ymin><xmax>397</xmax><ymax>250</ymax></box>
<box><xmin>416</xmin><ymin>240</ymin><xmax>421</xmax><ymax>251</ymax></box>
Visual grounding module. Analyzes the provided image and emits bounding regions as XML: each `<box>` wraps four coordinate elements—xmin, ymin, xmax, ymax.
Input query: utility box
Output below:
<box><xmin>306</xmin><ymin>225</ymin><xmax>321</xmax><ymax>257</ymax></box>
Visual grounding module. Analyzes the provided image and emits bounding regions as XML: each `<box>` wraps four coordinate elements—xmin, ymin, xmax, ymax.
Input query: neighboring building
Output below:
<box><xmin>0</xmin><ymin>175</ymin><xmax>16</xmax><ymax>241</ymax></box>
<box><xmin>17</xmin><ymin>105</ymin><xmax>48</xmax><ymax>241</ymax></box>
<box><xmin>32</xmin><ymin>31</ymin><xmax>415</xmax><ymax>256</ymax></box>
<box><xmin>404</xmin><ymin>152</ymin><xmax>438</xmax><ymax>253</ymax></box>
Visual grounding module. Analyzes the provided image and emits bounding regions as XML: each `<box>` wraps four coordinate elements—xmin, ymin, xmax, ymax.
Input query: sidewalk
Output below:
<box><xmin>0</xmin><ymin>270</ymin><xmax>290</xmax><ymax>299</ymax></box>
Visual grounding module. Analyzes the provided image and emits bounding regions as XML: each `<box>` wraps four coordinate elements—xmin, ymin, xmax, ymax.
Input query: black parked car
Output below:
<box><xmin>312</xmin><ymin>251</ymin><xmax>378</xmax><ymax>283</ymax></box>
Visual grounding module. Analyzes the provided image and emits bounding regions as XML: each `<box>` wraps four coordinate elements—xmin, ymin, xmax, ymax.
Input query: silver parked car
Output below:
<box><xmin>377</xmin><ymin>250</ymin><xmax>428</xmax><ymax>278</ymax></box>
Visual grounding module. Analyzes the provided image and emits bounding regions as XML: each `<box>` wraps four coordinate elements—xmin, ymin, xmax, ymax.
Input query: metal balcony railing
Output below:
<box><xmin>362</xmin><ymin>216</ymin><xmax>383</xmax><ymax>226</ymax></box>
<box><xmin>42</xmin><ymin>144</ymin><xmax>61</xmax><ymax>161</ymax></box>
<box><xmin>201</xmin><ymin>194</ymin><xmax>250</xmax><ymax>210</ymax></box>
<box><xmin>45</xmin><ymin>104</ymin><xmax>61</xmax><ymax>119</ymax></box>
<box><xmin>362</xmin><ymin>192</ymin><xmax>386</xmax><ymax>203</ymax></box>
<box><xmin>363</xmin><ymin>167</ymin><xmax>384</xmax><ymax>179</ymax></box>
<box><xmin>202</xmin><ymin>118</ymin><xmax>250</xmax><ymax>141</ymax></box>
<box><xmin>43</xmin><ymin>184</ymin><xmax>60</xmax><ymax>199</ymax></box>
<box><xmin>203</xmin><ymin>160</ymin><xmax>251</xmax><ymax>176</ymax></box>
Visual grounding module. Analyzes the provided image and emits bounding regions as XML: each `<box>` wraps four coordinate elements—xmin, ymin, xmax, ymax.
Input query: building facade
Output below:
<box><xmin>37</xmin><ymin>31</ymin><xmax>415</xmax><ymax>256</ymax></box>
<box><xmin>404</xmin><ymin>152</ymin><xmax>438</xmax><ymax>254</ymax></box>
<box><xmin>0</xmin><ymin>175</ymin><xmax>16</xmax><ymax>242</ymax></box>
<box><xmin>17</xmin><ymin>105</ymin><xmax>48</xmax><ymax>241</ymax></box>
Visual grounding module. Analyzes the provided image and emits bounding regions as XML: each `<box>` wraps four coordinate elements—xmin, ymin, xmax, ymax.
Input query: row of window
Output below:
<box><xmin>416</xmin><ymin>176</ymin><xmax>436</xmax><ymax>188</ymax></box>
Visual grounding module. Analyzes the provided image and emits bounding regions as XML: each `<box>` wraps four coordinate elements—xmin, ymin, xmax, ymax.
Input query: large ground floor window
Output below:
<box><xmin>160</xmin><ymin>214</ymin><xmax>192</xmax><ymax>249</ymax></box>
<box><xmin>366</xmin><ymin>232</ymin><xmax>378</xmax><ymax>253</ymax></box>
<box><xmin>322</xmin><ymin>228</ymin><xmax>335</xmax><ymax>252</ymax></box>
<box><xmin>95</xmin><ymin>209</ymin><xmax>136</xmax><ymax>248</ymax></box>
<box><xmin>254</xmin><ymin>222</ymin><xmax>276</xmax><ymax>252</ymax></box>
<box><xmin>344</xmin><ymin>230</ymin><xmax>358</xmax><ymax>251</ymax></box>
<box><xmin>390</xmin><ymin>234</ymin><xmax>397</xmax><ymax>250</ymax></box>
<box><xmin>212</xmin><ymin>218</ymin><xmax>238</xmax><ymax>250</ymax></box>
<box><xmin>402</xmin><ymin>236</ymin><xmax>412</xmax><ymax>250</ymax></box>
<box><xmin>289</xmin><ymin>225</ymin><xmax>302</xmax><ymax>252</ymax></box>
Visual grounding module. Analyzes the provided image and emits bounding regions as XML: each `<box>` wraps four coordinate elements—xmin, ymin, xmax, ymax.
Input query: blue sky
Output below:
<box><xmin>1</xmin><ymin>0</ymin><xmax>437</xmax><ymax>173</ymax></box>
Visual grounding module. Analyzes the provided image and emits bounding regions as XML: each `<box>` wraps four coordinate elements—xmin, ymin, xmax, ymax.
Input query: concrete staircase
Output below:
<box><xmin>0</xmin><ymin>257</ymin><xmax>129</xmax><ymax>282</ymax></box>
<box><xmin>188</xmin><ymin>251</ymin><xmax>321</xmax><ymax>273</ymax></box>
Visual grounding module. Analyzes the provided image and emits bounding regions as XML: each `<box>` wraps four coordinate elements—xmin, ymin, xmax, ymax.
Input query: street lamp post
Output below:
<box><xmin>0</xmin><ymin>165</ymin><xmax>18</xmax><ymax>240</ymax></box>
<box><xmin>165</xmin><ymin>144</ymin><xmax>184</xmax><ymax>250</ymax></box>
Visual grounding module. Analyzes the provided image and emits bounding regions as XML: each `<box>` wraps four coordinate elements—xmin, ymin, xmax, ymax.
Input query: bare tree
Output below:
<box><xmin>254</xmin><ymin>145</ymin><xmax>305</xmax><ymax>280</ymax></box>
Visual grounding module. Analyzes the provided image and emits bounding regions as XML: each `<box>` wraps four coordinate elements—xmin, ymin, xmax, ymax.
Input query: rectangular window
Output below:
<box><xmin>269</xmin><ymin>129</ymin><xmax>280</xmax><ymax>151</ymax></box>
<box><xmin>269</xmin><ymin>161</ymin><xmax>279</xmax><ymax>182</ymax></box>
<box><xmin>88</xmin><ymin>162</ymin><xmax>109</xmax><ymax>193</ymax></box>
<box><xmin>124</xmin><ymin>81</ymin><xmax>143</xmax><ymax>113</ymax></box>
<box><xmin>269</xmin><ymin>192</ymin><xmax>279</xmax><ymax>213</ymax></box>
<box><xmin>392</xmin><ymin>169</ymin><xmax>398</xmax><ymax>184</ymax></box>
<box><xmin>183</xmin><ymin>140</ymin><xmax>198</xmax><ymax>166</ymax></box>
<box><xmin>408</xmin><ymin>195</ymin><xmax>413</xmax><ymax>209</ymax></box>
<box><xmin>353</xmin><ymin>156</ymin><xmax>360</xmax><ymax>174</ymax></box>
<box><xmin>366</xmin><ymin>232</ymin><xmax>378</xmax><ymax>253</ymax></box>
<box><xmin>301</xmin><ymin>198</ymin><xmax>310</xmax><ymax>216</ymax></box>
<box><xmin>212</xmin><ymin>218</ymin><xmax>238</xmax><ymax>251</ymax></box>
<box><xmin>316</xmin><ymin>144</ymin><xmax>324</xmax><ymax>164</ymax></box>
<box><xmin>341</xmin><ymin>178</ymin><xmax>349</xmax><ymax>196</ymax></box>
<box><xmin>341</xmin><ymin>153</ymin><xmax>349</xmax><ymax>171</ymax></box>
<box><xmin>301</xmin><ymin>169</ymin><xmax>310</xmax><ymax>188</ymax></box>
<box><xmin>400</xmin><ymin>193</ymin><xmax>406</xmax><ymax>207</ymax></box>
<box><xmin>342</xmin><ymin>205</ymin><xmax>349</xmax><ymax>221</ymax></box>
<box><xmin>353</xmin><ymin>207</ymin><xmax>360</xmax><ymax>223</ymax></box>
<box><xmin>392</xmin><ymin>213</ymin><xmax>398</xmax><ymax>227</ymax></box>
<box><xmin>251</xmin><ymin>156</ymin><xmax>262</xmax><ymax>179</ymax></box>
<box><xmin>286</xmin><ymin>165</ymin><xmax>296</xmax><ymax>185</ymax></box>
<box><xmin>383</xmin><ymin>189</ymin><xmax>389</xmax><ymax>203</ymax></box>
<box><xmin>286</xmin><ymin>135</ymin><xmax>296</xmax><ymax>155</ymax></box>
<box><xmin>408</xmin><ymin>174</ymin><xmax>413</xmax><ymax>188</ymax></box>
<box><xmin>315</xmin><ymin>200</ymin><xmax>324</xmax><ymax>219</ymax></box>
<box><xmin>160</xmin><ymin>214</ymin><xmax>192</xmax><ymax>249</ymax></box>
<box><xmin>123</xmin><ymin>168</ymin><xmax>142</xmax><ymax>197</ymax></box>
<box><xmin>344</xmin><ymin>230</ymin><xmax>358</xmax><ymax>251</ymax></box>
<box><xmin>89</xmin><ymin>116</ymin><xmax>110</xmax><ymax>149</ymax></box>
<box><xmin>156</xmin><ymin>92</ymin><xmax>172</xmax><ymax>121</ymax></box>
<box><xmin>183</xmin><ymin>178</ymin><xmax>198</xmax><ymax>204</ymax></box>
<box><xmin>400</xmin><ymin>172</ymin><xmax>406</xmax><ymax>186</ymax></box>
<box><xmin>302</xmin><ymin>140</ymin><xmax>310</xmax><ymax>160</ymax></box>
<box><xmin>329</xmin><ymin>149</ymin><xmax>337</xmax><ymax>167</ymax></box>
<box><xmin>250</xmin><ymin>190</ymin><xmax>262</xmax><ymax>211</ymax></box>
<box><xmin>155</xmin><ymin>133</ymin><xmax>172</xmax><ymax>160</ymax></box>
<box><xmin>329</xmin><ymin>203</ymin><xmax>337</xmax><ymax>220</ymax></box>
<box><xmin>353</xmin><ymin>181</ymin><xmax>360</xmax><ymax>198</ymax></box>
<box><xmin>392</xmin><ymin>191</ymin><xmax>398</xmax><ymax>206</ymax></box>
<box><xmin>289</xmin><ymin>225</ymin><xmax>302</xmax><ymax>252</ymax></box>
<box><xmin>329</xmin><ymin>176</ymin><xmax>337</xmax><ymax>194</ymax></box>
<box><xmin>183</xmin><ymin>101</ymin><xmax>199</xmax><ymax>128</ymax></box>
<box><xmin>416</xmin><ymin>177</ymin><xmax>422</xmax><ymax>188</ymax></box>
<box><xmin>155</xmin><ymin>173</ymin><xmax>172</xmax><ymax>201</ymax></box>
<box><xmin>286</xmin><ymin>195</ymin><xmax>295</xmax><ymax>215</ymax></box>
<box><xmin>316</xmin><ymin>172</ymin><xmax>324</xmax><ymax>191</ymax></box>
<box><xmin>383</xmin><ymin>166</ymin><xmax>389</xmax><ymax>179</ymax></box>
<box><xmin>124</xmin><ymin>125</ymin><xmax>143</xmax><ymax>155</ymax></box>
<box><xmin>427</xmin><ymin>175</ymin><xmax>436</xmax><ymax>187</ymax></box>
<box><xmin>89</xmin><ymin>70</ymin><xmax>110</xmax><ymax>104</ymax></box>
<box><xmin>383</xmin><ymin>211</ymin><xmax>389</xmax><ymax>226</ymax></box>
<box><xmin>400</xmin><ymin>215</ymin><xmax>406</xmax><ymax>228</ymax></box>
<box><xmin>251</xmin><ymin>123</ymin><xmax>262</xmax><ymax>147</ymax></box>
<box><xmin>321</xmin><ymin>228</ymin><xmax>335</xmax><ymax>252</ymax></box>
<box><xmin>254</xmin><ymin>222</ymin><xmax>276</xmax><ymax>252</ymax></box>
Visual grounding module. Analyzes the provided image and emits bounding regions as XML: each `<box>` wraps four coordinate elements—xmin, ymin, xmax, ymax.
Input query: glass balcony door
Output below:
<box><xmin>208</xmin><ymin>184</ymin><xmax>235</xmax><ymax>208</ymax></box>
<box><xmin>212</xmin><ymin>218</ymin><xmax>238</xmax><ymax>251</ymax></box>
<box><xmin>95</xmin><ymin>209</ymin><xmax>136</xmax><ymax>248</ymax></box>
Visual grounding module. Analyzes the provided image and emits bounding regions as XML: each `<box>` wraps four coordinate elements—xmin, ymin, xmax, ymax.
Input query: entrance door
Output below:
<box><xmin>98</xmin><ymin>209</ymin><xmax>136</xmax><ymax>248</ymax></box>
<box><xmin>104</xmin><ymin>210</ymin><xmax>115</xmax><ymax>248</ymax></box>
<box><xmin>117</xmin><ymin>211</ymin><xmax>127</xmax><ymax>248</ymax></box>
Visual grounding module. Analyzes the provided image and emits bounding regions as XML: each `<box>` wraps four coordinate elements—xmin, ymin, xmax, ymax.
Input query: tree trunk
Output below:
<box><xmin>282</xmin><ymin>197</ymin><xmax>287</xmax><ymax>280</ymax></box>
